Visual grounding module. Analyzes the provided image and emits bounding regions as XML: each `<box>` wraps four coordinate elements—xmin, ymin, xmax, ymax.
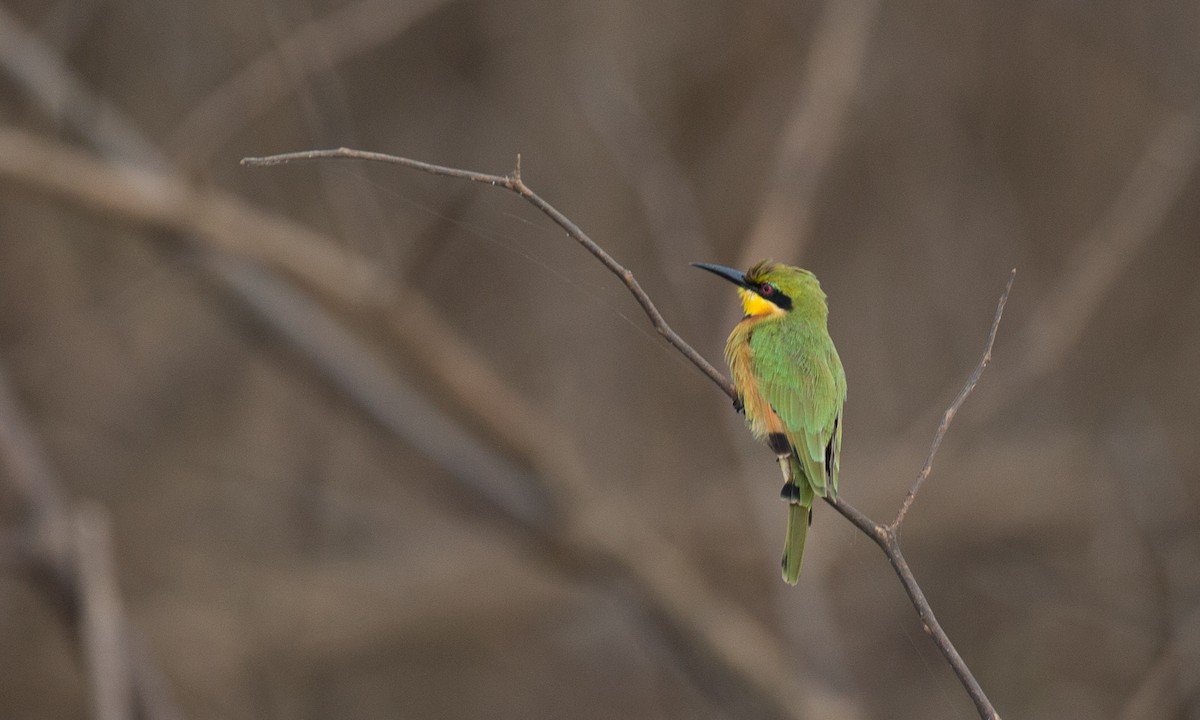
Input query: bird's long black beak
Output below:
<box><xmin>690</xmin><ymin>262</ymin><xmax>749</xmax><ymax>288</ymax></box>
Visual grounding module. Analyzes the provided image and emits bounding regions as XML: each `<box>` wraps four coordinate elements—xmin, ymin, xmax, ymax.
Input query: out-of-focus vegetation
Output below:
<box><xmin>0</xmin><ymin>1</ymin><xmax>1197</xmax><ymax>719</ymax></box>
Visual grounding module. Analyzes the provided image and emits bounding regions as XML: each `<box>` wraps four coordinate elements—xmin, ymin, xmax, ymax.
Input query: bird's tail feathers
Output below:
<box><xmin>781</xmin><ymin>500</ymin><xmax>810</xmax><ymax>585</ymax></box>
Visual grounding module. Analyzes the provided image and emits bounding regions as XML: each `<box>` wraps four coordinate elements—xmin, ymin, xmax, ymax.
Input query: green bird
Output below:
<box><xmin>692</xmin><ymin>260</ymin><xmax>846</xmax><ymax>584</ymax></box>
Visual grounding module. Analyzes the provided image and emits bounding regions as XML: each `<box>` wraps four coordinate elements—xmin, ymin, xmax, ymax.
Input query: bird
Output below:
<box><xmin>692</xmin><ymin>260</ymin><xmax>846</xmax><ymax>584</ymax></box>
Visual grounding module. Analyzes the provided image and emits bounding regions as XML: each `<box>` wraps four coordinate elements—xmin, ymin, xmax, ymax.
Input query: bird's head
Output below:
<box><xmin>691</xmin><ymin>260</ymin><xmax>825</xmax><ymax>318</ymax></box>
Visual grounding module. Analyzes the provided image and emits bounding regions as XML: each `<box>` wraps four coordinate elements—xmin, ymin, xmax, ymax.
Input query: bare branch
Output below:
<box><xmin>243</xmin><ymin>148</ymin><xmax>739</xmax><ymax>400</ymax></box>
<box><xmin>244</xmin><ymin>146</ymin><xmax>1007</xmax><ymax>719</ymax></box>
<box><xmin>891</xmin><ymin>268</ymin><xmax>1015</xmax><ymax>530</ymax></box>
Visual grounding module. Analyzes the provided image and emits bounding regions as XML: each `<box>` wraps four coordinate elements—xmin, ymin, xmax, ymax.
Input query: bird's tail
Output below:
<box><xmin>781</xmin><ymin>500</ymin><xmax>809</xmax><ymax>585</ymax></box>
<box><xmin>781</xmin><ymin>456</ymin><xmax>816</xmax><ymax>585</ymax></box>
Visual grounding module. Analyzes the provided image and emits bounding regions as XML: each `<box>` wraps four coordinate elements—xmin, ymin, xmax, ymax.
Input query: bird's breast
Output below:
<box><xmin>725</xmin><ymin>319</ymin><xmax>786</xmax><ymax>441</ymax></box>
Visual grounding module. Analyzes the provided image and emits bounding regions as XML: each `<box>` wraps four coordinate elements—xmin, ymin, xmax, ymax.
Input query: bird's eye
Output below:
<box><xmin>759</xmin><ymin>283</ymin><xmax>776</xmax><ymax>296</ymax></box>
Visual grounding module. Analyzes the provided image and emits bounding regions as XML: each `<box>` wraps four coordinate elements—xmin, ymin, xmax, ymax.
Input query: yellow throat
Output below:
<box><xmin>738</xmin><ymin>287</ymin><xmax>785</xmax><ymax>317</ymax></box>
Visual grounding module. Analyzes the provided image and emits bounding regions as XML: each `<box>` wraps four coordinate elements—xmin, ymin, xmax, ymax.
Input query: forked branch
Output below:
<box><xmin>243</xmin><ymin>147</ymin><xmax>1008</xmax><ymax>720</ymax></box>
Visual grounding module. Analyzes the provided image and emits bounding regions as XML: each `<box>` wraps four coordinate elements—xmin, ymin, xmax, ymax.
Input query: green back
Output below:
<box><xmin>747</xmin><ymin>268</ymin><xmax>846</xmax><ymax>498</ymax></box>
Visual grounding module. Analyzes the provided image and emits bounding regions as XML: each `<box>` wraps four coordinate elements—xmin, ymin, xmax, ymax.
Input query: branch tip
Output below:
<box><xmin>891</xmin><ymin>269</ymin><xmax>1014</xmax><ymax>531</ymax></box>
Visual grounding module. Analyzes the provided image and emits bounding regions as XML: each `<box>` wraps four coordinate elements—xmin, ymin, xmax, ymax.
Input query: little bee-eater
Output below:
<box><xmin>692</xmin><ymin>260</ymin><xmax>846</xmax><ymax>584</ymax></box>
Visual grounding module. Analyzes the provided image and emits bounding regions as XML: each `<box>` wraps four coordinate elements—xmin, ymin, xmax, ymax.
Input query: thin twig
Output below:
<box><xmin>243</xmin><ymin>146</ymin><xmax>1007</xmax><ymax>719</ymax></box>
<box><xmin>242</xmin><ymin>148</ymin><xmax>738</xmax><ymax>399</ymax></box>
<box><xmin>891</xmin><ymin>268</ymin><xmax>1015</xmax><ymax>530</ymax></box>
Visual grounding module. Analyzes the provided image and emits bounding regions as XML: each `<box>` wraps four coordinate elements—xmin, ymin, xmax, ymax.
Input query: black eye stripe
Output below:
<box><xmin>750</xmin><ymin>280</ymin><xmax>793</xmax><ymax>310</ymax></box>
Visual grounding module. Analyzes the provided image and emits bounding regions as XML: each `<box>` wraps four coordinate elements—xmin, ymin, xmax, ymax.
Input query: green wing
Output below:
<box><xmin>750</xmin><ymin>321</ymin><xmax>846</xmax><ymax>498</ymax></box>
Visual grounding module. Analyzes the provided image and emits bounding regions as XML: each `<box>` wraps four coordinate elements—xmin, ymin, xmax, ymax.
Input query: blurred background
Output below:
<box><xmin>0</xmin><ymin>1</ymin><xmax>1197</xmax><ymax>719</ymax></box>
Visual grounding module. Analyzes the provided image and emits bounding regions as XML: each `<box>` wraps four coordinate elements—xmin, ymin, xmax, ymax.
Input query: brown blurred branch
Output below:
<box><xmin>1014</xmin><ymin>110</ymin><xmax>1200</xmax><ymax>388</ymax></box>
<box><xmin>73</xmin><ymin>504</ymin><xmax>133</xmax><ymax>720</ymax></box>
<box><xmin>0</xmin><ymin>369</ymin><xmax>71</xmax><ymax>567</ymax></box>
<box><xmin>243</xmin><ymin>147</ymin><xmax>1008</xmax><ymax>719</ymax></box>
<box><xmin>1116</xmin><ymin>643</ymin><xmax>1184</xmax><ymax>720</ymax></box>
<box><xmin>208</xmin><ymin>254</ymin><xmax>551</xmax><ymax>528</ymax></box>
<box><xmin>738</xmin><ymin>0</ymin><xmax>879</xmax><ymax>266</ymax></box>
<box><xmin>858</xmin><ymin>106</ymin><xmax>1200</xmax><ymax>546</ymax></box>
<box><xmin>0</xmin><ymin>3</ymin><xmax>165</xmax><ymax>169</ymax></box>
<box><xmin>1111</xmin><ymin>410</ymin><xmax>1199</xmax><ymax>719</ymax></box>
<box><xmin>0</xmin><ymin>363</ymin><xmax>186</xmax><ymax>720</ymax></box>
<box><xmin>0</xmin><ymin>128</ymin><xmax>830</xmax><ymax>719</ymax></box>
<box><xmin>573</xmin><ymin>62</ymin><xmax>715</xmax><ymax>327</ymax></box>
<box><xmin>0</xmin><ymin>8</ymin><xmax>853</xmax><ymax>717</ymax></box>
<box><xmin>166</xmin><ymin>0</ymin><xmax>453</xmax><ymax>166</ymax></box>
<box><xmin>0</xmin><ymin>127</ymin><xmax>386</xmax><ymax>305</ymax></box>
